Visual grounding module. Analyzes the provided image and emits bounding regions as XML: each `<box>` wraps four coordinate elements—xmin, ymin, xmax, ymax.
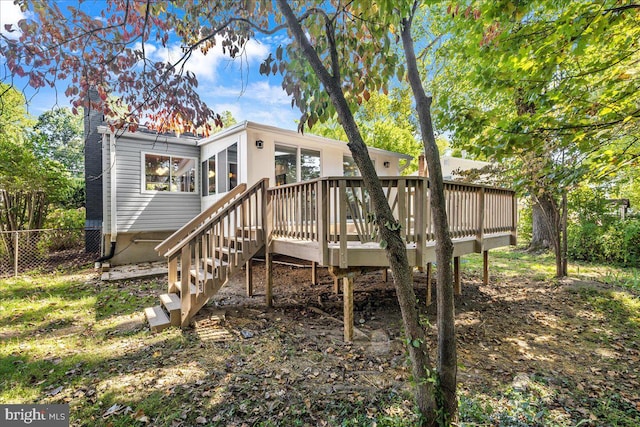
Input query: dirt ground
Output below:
<box><xmin>185</xmin><ymin>255</ymin><xmax>640</xmax><ymax>424</ymax></box>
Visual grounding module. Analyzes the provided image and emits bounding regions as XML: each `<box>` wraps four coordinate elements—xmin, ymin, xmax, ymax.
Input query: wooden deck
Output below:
<box><xmin>149</xmin><ymin>176</ymin><xmax>517</xmax><ymax>340</ymax></box>
<box><xmin>267</xmin><ymin>177</ymin><xmax>516</xmax><ymax>268</ymax></box>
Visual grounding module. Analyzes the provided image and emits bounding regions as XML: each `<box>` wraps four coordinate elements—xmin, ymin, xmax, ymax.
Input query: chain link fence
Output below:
<box><xmin>0</xmin><ymin>228</ymin><xmax>101</xmax><ymax>277</ymax></box>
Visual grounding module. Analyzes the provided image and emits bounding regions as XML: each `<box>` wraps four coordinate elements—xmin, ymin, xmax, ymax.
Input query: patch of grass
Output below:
<box><xmin>577</xmin><ymin>288</ymin><xmax>640</xmax><ymax>334</ymax></box>
<box><xmin>459</xmin><ymin>377</ymin><xmax>568</xmax><ymax>427</ymax></box>
<box><xmin>464</xmin><ymin>248</ymin><xmax>558</xmax><ymax>280</ymax></box>
<box><xmin>463</xmin><ymin>248</ymin><xmax>640</xmax><ymax>293</ymax></box>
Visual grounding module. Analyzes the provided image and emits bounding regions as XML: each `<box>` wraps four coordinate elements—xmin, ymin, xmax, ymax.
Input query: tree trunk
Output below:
<box><xmin>275</xmin><ymin>0</ymin><xmax>437</xmax><ymax>423</ymax></box>
<box><xmin>529</xmin><ymin>201</ymin><xmax>552</xmax><ymax>251</ymax></box>
<box><xmin>401</xmin><ymin>14</ymin><xmax>457</xmax><ymax>425</ymax></box>
<box><xmin>560</xmin><ymin>191</ymin><xmax>568</xmax><ymax>276</ymax></box>
<box><xmin>534</xmin><ymin>191</ymin><xmax>566</xmax><ymax>278</ymax></box>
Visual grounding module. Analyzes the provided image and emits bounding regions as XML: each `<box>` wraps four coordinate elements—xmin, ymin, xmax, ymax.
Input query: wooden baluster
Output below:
<box><xmin>180</xmin><ymin>245</ymin><xmax>192</xmax><ymax>327</ymax></box>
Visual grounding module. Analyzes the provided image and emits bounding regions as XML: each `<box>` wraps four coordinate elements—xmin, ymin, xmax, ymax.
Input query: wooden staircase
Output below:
<box><xmin>144</xmin><ymin>179</ymin><xmax>268</xmax><ymax>331</ymax></box>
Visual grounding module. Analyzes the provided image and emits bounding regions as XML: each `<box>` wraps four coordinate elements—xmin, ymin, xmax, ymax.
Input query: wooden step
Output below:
<box><xmin>145</xmin><ymin>305</ymin><xmax>171</xmax><ymax>332</ymax></box>
<box><xmin>175</xmin><ymin>280</ymin><xmax>197</xmax><ymax>295</ymax></box>
<box><xmin>207</xmin><ymin>258</ymin><xmax>229</xmax><ymax>268</ymax></box>
<box><xmin>190</xmin><ymin>269</ymin><xmax>213</xmax><ymax>282</ymax></box>
<box><xmin>160</xmin><ymin>293</ymin><xmax>181</xmax><ymax>326</ymax></box>
<box><xmin>219</xmin><ymin>246</ymin><xmax>243</xmax><ymax>256</ymax></box>
<box><xmin>236</xmin><ymin>227</ymin><xmax>262</xmax><ymax>239</ymax></box>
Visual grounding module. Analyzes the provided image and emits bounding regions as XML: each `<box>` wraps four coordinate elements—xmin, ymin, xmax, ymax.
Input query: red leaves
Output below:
<box><xmin>447</xmin><ymin>3</ymin><xmax>481</xmax><ymax>20</ymax></box>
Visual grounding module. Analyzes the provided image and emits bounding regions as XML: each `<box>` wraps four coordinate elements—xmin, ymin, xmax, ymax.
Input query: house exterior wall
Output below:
<box><xmin>199</xmin><ymin>122</ymin><xmax>408</xmax><ymax>210</ymax></box>
<box><xmin>98</xmin><ymin>122</ymin><xmax>411</xmax><ymax>265</ymax></box>
<box><xmin>441</xmin><ymin>156</ymin><xmax>490</xmax><ymax>180</ymax></box>
<box><xmin>102</xmin><ymin>131</ymin><xmax>201</xmax><ymax>233</ymax></box>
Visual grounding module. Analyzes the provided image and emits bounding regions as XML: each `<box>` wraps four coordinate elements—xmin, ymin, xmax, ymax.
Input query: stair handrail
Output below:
<box><xmin>155</xmin><ymin>183</ymin><xmax>248</xmax><ymax>256</ymax></box>
<box><xmin>163</xmin><ymin>178</ymin><xmax>268</xmax><ymax>259</ymax></box>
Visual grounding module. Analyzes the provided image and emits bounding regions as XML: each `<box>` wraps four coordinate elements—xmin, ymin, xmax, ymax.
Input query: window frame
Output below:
<box><xmin>141</xmin><ymin>151</ymin><xmax>198</xmax><ymax>194</ymax></box>
<box><xmin>274</xmin><ymin>142</ymin><xmax>322</xmax><ymax>185</ymax></box>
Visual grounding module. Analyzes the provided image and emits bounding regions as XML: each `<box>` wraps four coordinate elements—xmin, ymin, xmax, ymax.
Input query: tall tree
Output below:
<box><xmin>30</xmin><ymin>108</ymin><xmax>84</xmax><ymax>177</ymax></box>
<box><xmin>0</xmin><ymin>84</ymin><xmax>71</xmax><ymax>254</ymax></box>
<box><xmin>4</xmin><ymin>1</ymin><xmax>459</xmax><ymax>423</ymax></box>
<box><xmin>432</xmin><ymin>0</ymin><xmax>640</xmax><ymax>277</ymax></box>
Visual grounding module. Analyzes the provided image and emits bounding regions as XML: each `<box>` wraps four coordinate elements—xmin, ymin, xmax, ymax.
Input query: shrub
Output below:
<box><xmin>39</xmin><ymin>207</ymin><xmax>86</xmax><ymax>251</ymax></box>
<box><xmin>622</xmin><ymin>219</ymin><xmax>640</xmax><ymax>266</ymax></box>
<box><xmin>568</xmin><ymin>218</ymin><xmax>640</xmax><ymax>267</ymax></box>
<box><xmin>568</xmin><ymin>222</ymin><xmax>603</xmax><ymax>262</ymax></box>
<box><xmin>517</xmin><ymin>202</ymin><xmax>533</xmax><ymax>247</ymax></box>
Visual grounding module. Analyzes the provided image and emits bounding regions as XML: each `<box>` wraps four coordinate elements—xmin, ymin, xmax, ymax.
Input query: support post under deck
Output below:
<box><xmin>246</xmin><ymin>258</ymin><xmax>253</xmax><ymax>297</ymax></box>
<box><xmin>265</xmin><ymin>250</ymin><xmax>273</xmax><ymax>307</ymax></box>
<box><xmin>483</xmin><ymin>250</ymin><xmax>489</xmax><ymax>285</ymax></box>
<box><xmin>311</xmin><ymin>261</ymin><xmax>317</xmax><ymax>285</ymax></box>
<box><xmin>454</xmin><ymin>256</ymin><xmax>461</xmax><ymax>296</ymax></box>
<box><xmin>343</xmin><ymin>276</ymin><xmax>354</xmax><ymax>343</ymax></box>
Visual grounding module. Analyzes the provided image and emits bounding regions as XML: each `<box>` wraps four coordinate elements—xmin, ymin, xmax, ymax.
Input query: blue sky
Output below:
<box><xmin>0</xmin><ymin>0</ymin><xmax>300</xmax><ymax>130</ymax></box>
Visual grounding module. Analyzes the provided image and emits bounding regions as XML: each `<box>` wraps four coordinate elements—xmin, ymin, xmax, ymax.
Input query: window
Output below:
<box><xmin>201</xmin><ymin>143</ymin><xmax>238</xmax><ymax>195</ymax></box>
<box><xmin>227</xmin><ymin>144</ymin><xmax>238</xmax><ymax>191</ymax></box>
<box><xmin>274</xmin><ymin>145</ymin><xmax>321</xmax><ymax>185</ymax></box>
<box><xmin>145</xmin><ymin>153</ymin><xmax>196</xmax><ymax>193</ymax></box>
<box><xmin>202</xmin><ymin>157</ymin><xmax>216</xmax><ymax>196</ymax></box>
<box><xmin>301</xmin><ymin>149</ymin><xmax>321</xmax><ymax>181</ymax></box>
<box><xmin>275</xmin><ymin>144</ymin><xmax>297</xmax><ymax>185</ymax></box>
<box><xmin>343</xmin><ymin>156</ymin><xmax>360</xmax><ymax>176</ymax></box>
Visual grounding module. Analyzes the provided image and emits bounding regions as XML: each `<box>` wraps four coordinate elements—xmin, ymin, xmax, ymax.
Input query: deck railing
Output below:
<box><xmin>162</xmin><ymin>178</ymin><xmax>268</xmax><ymax>325</ymax></box>
<box><xmin>268</xmin><ymin>177</ymin><xmax>516</xmax><ymax>266</ymax></box>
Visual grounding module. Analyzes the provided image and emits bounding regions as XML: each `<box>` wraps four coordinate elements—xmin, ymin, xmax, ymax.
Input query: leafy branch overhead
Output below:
<box><xmin>435</xmin><ymin>0</ymin><xmax>640</xmax><ymax>175</ymax></box>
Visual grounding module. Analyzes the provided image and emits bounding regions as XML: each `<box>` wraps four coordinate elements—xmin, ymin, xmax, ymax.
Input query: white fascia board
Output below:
<box><xmin>199</xmin><ymin>120</ymin><xmax>413</xmax><ymax>160</ymax></box>
<box><xmin>97</xmin><ymin>126</ymin><xmax>200</xmax><ymax>146</ymax></box>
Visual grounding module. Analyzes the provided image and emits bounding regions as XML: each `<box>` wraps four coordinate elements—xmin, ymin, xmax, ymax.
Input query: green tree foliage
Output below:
<box><xmin>4</xmin><ymin>2</ymin><xmax>458</xmax><ymax>423</ymax></box>
<box><xmin>30</xmin><ymin>107</ymin><xmax>84</xmax><ymax>177</ymax></box>
<box><xmin>0</xmin><ymin>85</ymin><xmax>73</xmax><ymax>260</ymax></box>
<box><xmin>432</xmin><ymin>1</ymin><xmax>640</xmax><ymax>276</ymax></box>
<box><xmin>567</xmin><ymin>185</ymin><xmax>640</xmax><ymax>266</ymax></box>
<box><xmin>312</xmin><ymin>87</ymin><xmax>422</xmax><ymax>173</ymax></box>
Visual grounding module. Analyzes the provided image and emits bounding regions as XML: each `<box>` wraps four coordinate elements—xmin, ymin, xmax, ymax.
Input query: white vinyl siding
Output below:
<box><xmin>103</xmin><ymin>134</ymin><xmax>201</xmax><ymax>233</ymax></box>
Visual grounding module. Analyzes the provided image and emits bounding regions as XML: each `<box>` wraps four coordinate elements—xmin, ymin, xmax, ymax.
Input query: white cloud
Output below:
<box><xmin>0</xmin><ymin>0</ymin><xmax>26</xmax><ymax>39</ymax></box>
<box><xmin>204</xmin><ymin>80</ymin><xmax>299</xmax><ymax>130</ymax></box>
<box><xmin>145</xmin><ymin>36</ymin><xmax>269</xmax><ymax>83</ymax></box>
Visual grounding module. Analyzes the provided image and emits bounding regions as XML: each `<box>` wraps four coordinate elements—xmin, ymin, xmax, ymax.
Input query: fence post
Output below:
<box><xmin>14</xmin><ymin>231</ymin><xmax>19</xmax><ymax>277</ymax></box>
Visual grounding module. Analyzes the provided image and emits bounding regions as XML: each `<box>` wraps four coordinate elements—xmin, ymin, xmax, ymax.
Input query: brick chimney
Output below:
<box><xmin>84</xmin><ymin>88</ymin><xmax>104</xmax><ymax>253</ymax></box>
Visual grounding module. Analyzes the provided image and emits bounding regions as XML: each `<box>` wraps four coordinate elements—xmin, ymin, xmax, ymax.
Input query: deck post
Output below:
<box><xmin>511</xmin><ymin>194</ymin><xmax>518</xmax><ymax>246</ymax></box>
<box><xmin>338</xmin><ymin>180</ymin><xmax>348</xmax><ymax>268</ymax></box>
<box><xmin>264</xmin><ymin>181</ymin><xmax>273</xmax><ymax>307</ymax></box>
<box><xmin>333</xmin><ymin>276</ymin><xmax>341</xmax><ymax>294</ymax></box>
<box><xmin>311</xmin><ymin>261</ymin><xmax>317</xmax><ymax>285</ymax></box>
<box><xmin>168</xmin><ymin>256</ymin><xmax>178</xmax><ymax>294</ymax></box>
<box><xmin>382</xmin><ymin>268</ymin><xmax>388</xmax><ymax>282</ymax></box>
<box><xmin>246</xmin><ymin>258</ymin><xmax>253</xmax><ymax>297</ymax></box>
<box><xmin>415</xmin><ymin>178</ymin><xmax>425</xmax><ymax>269</ymax></box>
<box><xmin>483</xmin><ymin>250</ymin><xmax>489</xmax><ymax>285</ymax></box>
<box><xmin>426</xmin><ymin>262</ymin><xmax>432</xmax><ymax>306</ymax></box>
<box><xmin>454</xmin><ymin>256</ymin><xmax>461</xmax><ymax>296</ymax></box>
<box><xmin>318</xmin><ymin>179</ymin><xmax>329</xmax><ymax>265</ymax></box>
<box><xmin>343</xmin><ymin>276</ymin><xmax>354</xmax><ymax>343</ymax></box>
<box><xmin>180</xmin><ymin>245</ymin><xmax>192</xmax><ymax>327</ymax></box>
<box><xmin>265</xmin><ymin>250</ymin><xmax>273</xmax><ymax>307</ymax></box>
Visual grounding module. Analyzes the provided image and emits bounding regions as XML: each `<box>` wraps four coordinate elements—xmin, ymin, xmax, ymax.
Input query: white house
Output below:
<box><xmin>88</xmin><ymin>121</ymin><xmax>412</xmax><ymax>266</ymax></box>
